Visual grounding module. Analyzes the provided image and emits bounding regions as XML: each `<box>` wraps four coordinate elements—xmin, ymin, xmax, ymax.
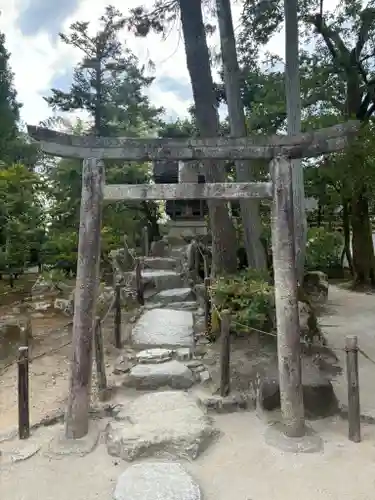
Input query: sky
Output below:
<box><xmin>0</xmin><ymin>0</ymin><xmax>338</xmax><ymax>128</ymax></box>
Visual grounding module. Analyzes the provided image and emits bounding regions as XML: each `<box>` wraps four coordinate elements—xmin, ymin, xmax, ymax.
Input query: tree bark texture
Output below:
<box><xmin>284</xmin><ymin>0</ymin><xmax>307</xmax><ymax>283</ymax></box>
<box><xmin>65</xmin><ymin>158</ymin><xmax>104</xmax><ymax>439</ymax></box>
<box><xmin>351</xmin><ymin>188</ymin><xmax>375</xmax><ymax>285</ymax></box>
<box><xmin>216</xmin><ymin>0</ymin><xmax>267</xmax><ymax>270</ymax></box>
<box><xmin>271</xmin><ymin>155</ymin><xmax>305</xmax><ymax>437</ymax></box>
<box><xmin>179</xmin><ymin>0</ymin><xmax>238</xmax><ymax>276</ymax></box>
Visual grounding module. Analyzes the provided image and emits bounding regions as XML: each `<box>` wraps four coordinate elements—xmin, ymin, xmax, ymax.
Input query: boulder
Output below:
<box><xmin>258</xmin><ymin>360</ymin><xmax>338</xmax><ymax>418</ymax></box>
<box><xmin>303</xmin><ymin>271</ymin><xmax>329</xmax><ymax>305</ymax></box>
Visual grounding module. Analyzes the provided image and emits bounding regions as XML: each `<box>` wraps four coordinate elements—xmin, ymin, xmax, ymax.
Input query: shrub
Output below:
<box><xmin>210</xmin><ymin>269</ymin><xmax>274</xmax><ymax>334</ymax></box>
<box><xmin>305</xmin><ymin>227</ymin><xmax>343</xmax><ymax>272</ymax></box>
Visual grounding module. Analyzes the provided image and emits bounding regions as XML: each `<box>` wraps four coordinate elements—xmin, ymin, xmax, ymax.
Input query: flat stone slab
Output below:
<box><xmin>132</xmin><ymin>308</ymin><xmax>194</xmax><ymax>348</ymax></box>
<box><xmin>152</xmin><ymin>287</ymin><xmax>195</xmax><ymax>304</ymax></box>
<box><xmin>114</xmin><ymin>462</ymin><xmax>201</xmax><ymax>500</ymax></box>
<box><xmin>125</xmin><ymin>360</ymin><xmax>195</xmax><ymax>389</ymax></box>
<box><xmin>136</xmin><ymin>348</ymin><xmax>173</xmax><ymax>364</ymax></box>
<box><xmin>106</xmin><ymin>391</ymin><xmax>219</xmax><ymax>461</ymax></box>
<box><xmin>141</xmin><ymin>269</ymin><xmax>184</xmax><ymax>291</ymax></box>
<box><xmin>143</xmin><ymin>257</ymin><xmax>178</xmax><ymax>270</ymax></box>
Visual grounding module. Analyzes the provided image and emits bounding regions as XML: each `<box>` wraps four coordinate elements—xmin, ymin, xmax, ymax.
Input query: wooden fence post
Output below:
<box><xmin>143</xmin><ymin>226</ymin><xmax>149</xmax><ymax>257</ymax></box>
<box><xmin>135</xmin><ymin>257</ymin><xmax>144</xmax><ymax>305</ymax></box>
<box><xmin>94</xmin><ymin>316</ymin><xmax>107</xmax><ymax>401</ymax></box>
<box><xmin>270</xmin><ymin>155</ymin><xmax>305</xmax><ymax>437</ymax></box>
<box><xmin>65</xmin><ymin>157</ymin><xmax>104</xmax><ymax>440</ymax></box>
<box><xmin>220</xmin><ymin>310</ymin><xmax>231</xmax><ymax>397</ymax></box>
<box><xmin>204</xmin><ymin>277</ymin><xmax>211</xmax><ymax>333</ymax></box>
<box><xmin>114</xmin><ymin>284</ymin><xmax>122</xmax><ymax>348</ymax></box>
<box><xmin>18</xmin><ymin>346</ymin><xmax>30</xmax><ymax>440</ymax></box>
<box><xmin>345</xmin><ymin>335</ymin><xmax>361</xmax><ymax>442</ymax></box>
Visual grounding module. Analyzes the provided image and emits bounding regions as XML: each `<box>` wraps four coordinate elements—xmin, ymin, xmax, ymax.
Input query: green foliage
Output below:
<box><xmin>0</xmin><ymin>164</ymin><xmax>46</xmax><ymax>274</ymax></box>
<box><xmin>305</xmin><ymin>227</ymin><xmax>344</xmax><ymax>271</ymax></box>
<box><xmin>42</xmin><ymin>231</ymin><xmax>78</xmax><ymax>269</ymax></box>
<box><xmin>44</xmin><ymin>6</ymin><xmax>162</xmax><ymax>136</ymax></box>
<box><xmin>211</xmin><ymin>269</ymin><xmax>274</xmax><ymax>333</ymax></box>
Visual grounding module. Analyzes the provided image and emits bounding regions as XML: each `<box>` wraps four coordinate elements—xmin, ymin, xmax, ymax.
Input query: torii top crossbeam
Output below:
<box><xmin>27</xmin><ymin>121</ymin><xmax>360</xmax><ymax>161</ymax></box>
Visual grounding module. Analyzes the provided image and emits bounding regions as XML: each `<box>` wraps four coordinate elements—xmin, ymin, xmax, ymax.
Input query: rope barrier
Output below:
<box><xmin>210</xmin><ymin>299</ymin><xmax>375</xmax><ymax>363</ymax></box>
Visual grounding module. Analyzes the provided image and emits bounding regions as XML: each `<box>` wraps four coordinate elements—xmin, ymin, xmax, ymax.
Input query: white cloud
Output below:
<box><xmin>0</xmin><ymin>0</ymin><xmax>339</xmax><ymax>127</ymax></box>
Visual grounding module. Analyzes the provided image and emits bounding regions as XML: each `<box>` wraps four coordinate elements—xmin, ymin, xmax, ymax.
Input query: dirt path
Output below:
<box><xmin>2</xmin><ymin>413</ymin><xmax>375</xmax><ymax>500</ymax></box>
<box><xmin>321</xmin><ymin>284</ymin><xmax>375</xmax><ymax>418</ymax></box>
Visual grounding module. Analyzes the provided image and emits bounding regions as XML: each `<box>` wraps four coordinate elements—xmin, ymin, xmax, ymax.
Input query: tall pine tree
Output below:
<box><xmin>0</xmin><ymin>32</ymin><xmax>23</xmax><ymax>164</ymax></box>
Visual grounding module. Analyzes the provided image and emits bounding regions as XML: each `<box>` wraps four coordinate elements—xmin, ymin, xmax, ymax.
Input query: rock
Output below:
<box><xmin>303</xmin><ymin>271</ymin><xmax>329</xmax><ymax>305</ymax></box>
<box><xmin>141</xmin><ymin>269</ymin><xmax>185</xmax><ymax>291</ymax></box>
<box><xmin>114</xmin><ymin>462</ymin><xmax>201</xmax><ymax>500</ymax></box>
<box><xmin>106</xmin><ymin>391</ymin><xmax>218</xmax><ymax>461</ymax></box>
<box><xmin>143</xmin><ymin>257</ymin><xmax>178</xmax><ymax>270</ymax></box>
<box><xmin>176</xmin><ymin>347</ymin><xmax>192</xmax><ymax>361</ymax></box>
<box><xmin>185</xmin><ymin>359</ymin><xmax>203</xmax><ymax>369</ymax></box>
<box><xmin>109</xmin><ymin>248</ymin><xmax>133</xmax><ymax>274</ymax></box>
<box><xmin>150</xmin><ymin>238</ymin><xmax>169</xmax><ymax>257</ymax></box>
<box><xmin>199</xmin><ymin>392</ymin><xmax>253</xmax><ymax>413</ymax></box>
<box><xmin>113</xmin><ymin>355</ymin><xmax>133</xmax><ymax>374</ymax></box>
<box><xmin>31</xmin><ymin>300</ymin><xmax>51</xmax><ymax>312</ymax></box>
<box><xmin>298</xmin><ymin>302</ymin><xmax>311</xmax><ymax>334</ymax></box>
<box><xmin>54</xmin><ymin>298</ymin><xmax>74</xmax><ymax>316</ymax></box>
<box><xmin>167</xmin><ymin>301</ymin><xmax>198</xmax><ymax>311</ymax></box>
<box><xmin>136</xmin><ymin>348</ymin><xmax>173</xmax><ymax>364</ymax></box>
<box><xmin>199</xmin><ymin>370</ymin><xmax>211</xmax><ymax>383</ymax></box>
<box><xmin>31</xmin><ymin>276</ymin><xmax>56</xmax><ymax>297</ymax></box>
<box><xmin>259</xmin><ymin>361</ymin><xmax>338</xmax><ymax>418</ymax></box>
<box><xmin>132</xmin><ymin>309</ymin><xmax>194</xmax><ymax>348</ymax></box>
<box><xmin>152</xmin><ymin>287</ymin><xmax>195</xmax><ymax>304</ymax></box>
<box><xmin>125</xmin><ymin>360</ymin><xmax>195</xmax><ymax>389</ymax></box>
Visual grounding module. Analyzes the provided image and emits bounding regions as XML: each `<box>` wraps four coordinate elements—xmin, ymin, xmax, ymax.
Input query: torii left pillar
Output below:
<box><xmin>65</xmin><ymin>157</ymin><xmax>104</xmax><ymax>439</ymax></box>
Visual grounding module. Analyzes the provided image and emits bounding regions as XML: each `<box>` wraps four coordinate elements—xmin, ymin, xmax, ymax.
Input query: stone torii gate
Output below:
<box><xmin>27</xmin><ymin>121</ymin><xmax>359</xmax><ymax>440</ymax></box>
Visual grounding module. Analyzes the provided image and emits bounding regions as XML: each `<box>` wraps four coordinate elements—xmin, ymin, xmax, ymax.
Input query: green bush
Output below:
<box><xmin>305</xmin><ymin>227</ymin><xmax>343</xmax><ymax>271</ymax></box>
<box><xmin>211</xmin><ymin>269</ymin><xmax>274</xmax><ymax>334</ymax></box>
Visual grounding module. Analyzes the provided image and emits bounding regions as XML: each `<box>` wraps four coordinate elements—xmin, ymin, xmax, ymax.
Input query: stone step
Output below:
<box><xmin>149</xmin><ymin>287</ymin><xmax>196</xmax><ymax>304</ymax></box>
<box><xmin>106</xmin><ymin>391</ymin><xmax>218</xmax><ymax>462</ymax></box>
<box><xmin>131</xmin><ymin>308</ymin><xmax>194</xmax><ymax>349</ymax></box>
<box><xmin>114</xmin><ymin>462</ymin><xmax>201</xmax><ymax>500</ymax></box>
<box><xmin>124</xmin><ymin>359</ymin><xmax>195</xmax><ymax>390</ymax></box>
<box><xmin>143</xmin><ymin>256</ymin><xmax>179</xmax><ymax>270</ymax></box>
<box><xmin>141</xmin><ymin>269</ymin><xmax>185</xmax><ymax>292</ymax></box>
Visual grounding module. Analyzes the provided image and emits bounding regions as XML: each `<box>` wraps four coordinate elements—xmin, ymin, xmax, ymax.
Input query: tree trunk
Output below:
<box><xmin>65</xmin><ymin>158</ymin><xmax>104</xmax><ymax>439</ymax></box>
<box><xmin>215</xmin><ymin>0</ymin><xmax>267</xmax><ymax>270</ymax></box>
<box><xmin>284</xmin><ymin>0</ymin><xmax>307</xmax><ymax>283</ymax></box>
<box><xmin>179</xmin><ymin>0</ymin><xmax>238</xmax><ymax>276</ymax></box>
<box><xmin>351</xmin><ymin>188</ymin><xmax>375</xmax><ymax>285</ymax></box>
<box><xmin>341</xmin><ymin>198</ymin><xmax>353</xmax><ymax>275</ymax></box>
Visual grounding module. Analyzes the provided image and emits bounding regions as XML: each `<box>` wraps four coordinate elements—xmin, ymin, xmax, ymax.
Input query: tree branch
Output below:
<box><xmin>355</xmin><ymin>8</ymin><xmax>375</xmax><ymax>60</ymax></box>
<box><xmin>306</xmin><ymin>13</ymin><xmax>350</xmax><ymax>67</ymax></box>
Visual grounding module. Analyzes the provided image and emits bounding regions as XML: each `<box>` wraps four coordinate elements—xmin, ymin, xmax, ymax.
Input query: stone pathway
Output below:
<box><xmin>106</xmin><ymin>245</ymin><xmax>219</xmax><ymax>497</ymax></box>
